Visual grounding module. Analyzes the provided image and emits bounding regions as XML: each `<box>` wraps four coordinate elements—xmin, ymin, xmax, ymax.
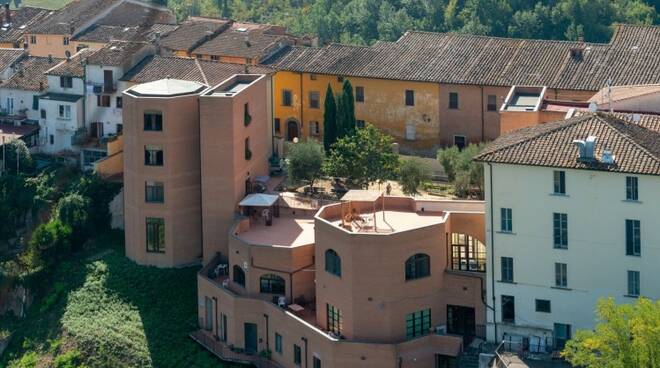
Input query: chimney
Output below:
<box><xmin>573</xmin><ymin>135</ymin><xmax>597</xmax><ymax>161</ymax></box>
<box><xmin>244</xmin><ymin>35</ymin><xmax>251</xmax><ymax>47</ymax></box>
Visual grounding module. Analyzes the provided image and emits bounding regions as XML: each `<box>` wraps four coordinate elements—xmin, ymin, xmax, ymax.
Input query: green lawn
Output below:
<box><xmin>1</xmin><ymin>231</ymin><xmax>243</xmax><ymax>368</ymax></box>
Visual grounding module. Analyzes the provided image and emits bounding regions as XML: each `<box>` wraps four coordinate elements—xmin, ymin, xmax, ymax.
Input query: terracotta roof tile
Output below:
<box><xmin>0</xmin><ymin>47</ymin><xmax>25</xmax><ymax>73</ymax></box>
<box><xmin>46</xmin><ymin>49</ymin><xmax>92</xmax><ymax>77</ymax></box>
<box><xmin>2</xmin><ymin>55</ymin><xmax>62</xmax><ymax>91</ymax></box>
<box><xmin>160</xmin><ymin>17</ymin><xmax>229</xmax><ymax>53</ymax></box>
<box><xmin>192</xmin><ymin>23</ymin><xmax>290</xmax><ymax>60</ymax></box>
<box><xmin>0</xmin><ymin>6</ymin><xmax>51</xmax><ymax>44</ymax></box>
<box><xmin>85</xmin><ymin>40</ymin><xmax>151</xmax><ymax>66</ymax></box>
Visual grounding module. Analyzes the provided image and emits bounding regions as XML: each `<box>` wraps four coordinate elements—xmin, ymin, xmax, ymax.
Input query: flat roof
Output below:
<box><xmin>341</xmin><ymin>190</ymin><xmax>383</xmax><ymax>202</ymax></box>
<box><xmin>127</xmin><ymin>78</ymin><xmax>207</xmax><ymax>97</ymax></box>
<box><xmin>235</xmin><ymin>214</ymin><xmax>315</xmax><ymax>248</ymax></box>
<box><xmin>329</xmin><ymin>209</ymin><xmax>444</xmax><ymax>234</ymax></box>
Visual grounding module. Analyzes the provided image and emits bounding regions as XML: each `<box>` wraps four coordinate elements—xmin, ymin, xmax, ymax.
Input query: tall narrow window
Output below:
<box><xmin>146</xmin><ymin>217</ymin><xmax>165</xmax><ymax>253</ymax></box>
<box><xmin>326</xmin><ymin>304</ymin><xmax>342</xmax><ymax>335</ymax></box>
<box><xmin>145</xmin><ymin>181</ymin><xmax>164</xmax><ymax>203</ymax></box>
<box><xmin>144</xmin><ymin>111</ymin><xmax>163</xmax><ymax>131</ymax></box>
<box><xmin>555</xmin><ymin>263</ymin><xmax>567</xmax><ymax>288</ymax></box>
<box><xmin>449</xmin><ymin>92</ymin><xmax>459</xmax><ymax>109</ymax></box>
<box><xmin>553</xmin><ymin>213</ymin><xmax>568</xmax><ymax>249</ymax></box>
<box><xmin>233</xmin><ymin>265</ymin><xmax>245</xmax><ymax>287</ymax></box>
<box><xmin>500</xmin><ymin>208</ymin><xmax>512</xmax><ymax>232</ymax></box>
<box><xmin>244</xmin><ymin>103</ymin><xmax>251</xmax><ymax>126</ymax></box>
<box><xmin>501</xmin><ymin>257</ymin><xmax>513</xmax><ymax>282</ymax></box>
<box><xmin>282</xmin><ymin>90</ymin><xmax>292</xmax><ymax>106</ymax></box>
<box><xmin>405</xmin><ymin>309</ymin><xmax>431</xmax><ymax>339</ymax></box>
<box><xmin>554</xmin><ymin>323</ymin><xmax>571</xmax><ymax>349</ymax></box>
<box><xmin>275</xmin><ymin>333</ymin><xmax>283</xmax><ymax>354</ymax></box>
<box><xmin>144</xmin><ymin>146</ymin><xmax>163</xmax><ymax>166</ymax></box>
<box><xmin>553</xmin><ymin>171</ymin><xmax>566</xmax><ymax>194</ymax></box>
<box><xmin>626</xmin><ymin>219</ymin><xmax>641</xmax><ymax>256</ymax></box>
<box><xmin>626</xmin><ymin>176</ymin><xmax>638</xmax><ymax>200</ymax></box>
<box><xmin>244</xmin><ymin>137</ymin><xmax>251</xmax><ymax>160</ymax></box>
<box><xmin>487</xmin><ymin>94</ymin><xmax>497</xmax><ymax>111</ymax></box>
<box><xmin>204</xmin><ymin>297</ymin><xmax>213</xmax><ymax>330</ymax></box>
<box><xmin>405</xmin><ymin>90</ymin><xmax>414</xmax><ymax>106</ymax></box>
<box><xmin>313</xmin><ymin>356</ymin><xmax>321</xmax><ymax>368</ymax></box>
<box><xmin>325</xmin><ymin>249</ymin><xmax>341</xmax><ymax>277</ymax></box>
<box><xmin>355</xmin><ymin>86</ymin><xmax>364</xmax><ymax>102</ymax></box>
<box><xmin>309</xmin><ymin>91</ymin><xmax>320</xmax><ymax>108</ymax></box>
<box><xmin>63</xmin><ymin>36</ymin><xmax>69</xmax><ymax>45</ymax></box>
<box><xmin>293</xmin><ymin>344</ymin><xmax>302</xmax><ymax>366</ymax></box>
<box><xmin>627</xmin><ymin>270</ymin><xmax>640</xmax><ymax>296</ymax></box>
<box><xmin>60</xmin><ymin>76</ymin><xmax>72</xmax><ymax>88</ymax></box>
<box><xmin>405</xmin><ymin>253</ymin><xmax>430</xmax><ymax>280</ymax></box>
<box><xmin>501</xmin><ymin>295</ymin><xmax>515</xmax><ymax>323</ymax></box>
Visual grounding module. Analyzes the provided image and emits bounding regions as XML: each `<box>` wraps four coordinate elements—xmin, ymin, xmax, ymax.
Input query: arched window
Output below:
<box><xmin>450</xmin><ymin>233</ymin><xmax>486</xmax><ymax>272</ymax></box>
<box><xmin>260</xmin><ymin>274</ymin><xmax>285</xmax><ymax>295</ymax></box>
<box><xmin>233</xmin><ymin>265</ymin><xmax>245</xmax><ymax>287</ymax></box>
<box><xmin>325</xmin><ymin>249</ymin><xmax>341</xmax><ymax>277</ymax></box>
<box><xmin>405</xmin><ymin>254</ymin><xmax>430</xmax><ymax>281</ymax></box>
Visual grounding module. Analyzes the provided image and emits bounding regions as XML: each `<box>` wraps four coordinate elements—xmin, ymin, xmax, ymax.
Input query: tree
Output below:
<box><xmin>55</xmin><ymin>193</ymin><xmax>90</xmax><ymax>249</ymax></box>
<box><xmin>399</xmin><ymin>158</ymin><xmax>431</xmax><ymax>196</ymax></box>
<box><xmin>324</xmin><ymin>124</ymin><xmax>399</xmax><ymax>187</ymax></box>
<box><xmin>24</xmin><ymin>219</ymin><xmax>72</xmax><ymax>271</ymax></box>
<box><xmin>72</xmin><ymin>174</ymin><xmax>121</xmax><ymax>231</ymax></box>
<box><xmin>437</xmin><ymin>143</ymin><xmax>485</xmax><ymax>199</ymax></box>
<box><xmin>286</xmin><ymin>141</ymin><xmax>325</xmax><ymax>189</ymax></box>
<box><xmin>563</xmin><ymin>297</ymin><xmax>660</xmax><ymax>368</ymax></box>
<box><xmin>323</xmin><ymin>84</ymin><xmax>337</xmax><ymax>151</ymax></box>
<box><xmin>336</xmin><ymin>80</ymin><xmax>356</xmax><ymax>139</ymax></box>
<box><xmin>1</xmin><ymin>139</ymin><xmax>34</xmax><ymax>175</ymax></box>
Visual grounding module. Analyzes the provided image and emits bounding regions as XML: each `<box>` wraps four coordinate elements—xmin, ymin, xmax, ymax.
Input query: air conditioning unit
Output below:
<box><xmin>93</xmin><ymin>85</ymin><xmax>102</xmax><ymax>94</ymax></box>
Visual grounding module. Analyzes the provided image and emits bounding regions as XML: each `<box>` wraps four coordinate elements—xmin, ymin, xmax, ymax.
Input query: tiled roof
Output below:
<box><xmin>2</xmin><ymin>55</ymin><xmax>62</xmax><ymax>91</ymax></box>
<box><xmin>268</xmin><ymin>24</ymin><xmax>660</xmax><ymax>91</ymax></box>
<box><xmin>0</xmin><ymin>48</ymin><xmax>25</xmax><ymax>72</ymax></box>
<box><xmin>93</xmin><ymin>1</ymin><xmax>174</xmax><ymax>27</ymax></box>
<box><xmin>160</xmin><ymin>17</ymin><xmax>229</xmax><ymax>52</ymax></box>
<box><xmin>73</xmin><ymin>23</ymin><xmax>176</xmax><ymax>43</ymax></box>
<box><xmin>192</xmin><ymin>23</ymin><xmax>289</xmax><ymax>59</ymax></box>
<box><xmin>0</xmin><ymin>6</ymin><xmax>51</xmax><ymax>44</ymax></box>
<box><xmin>121</xmin><ymin>55</ymin><xmax>272</xmax><ymax>86</ymax></box>
<box><xmin>29</xmin><ymin>0</ymin><xmax>119</xmax><ymax>34</ymax></box>
<box><xmin>588</xmin><ymin>84</ymin><xmax>660</xmax><ymax>104</ymax></box>
<box><xmin>85</xmin><ymin>40</ymin><xmax>151</xmax><ymax>66</ymax></box>
<box><xmin>474</xmin><ymin>113</ymin><xmax>660</xmax><ymax>175</ymax></box>
<box><xmin>46</xmin><ymin>49</ymin><xmax>92</xmax><ymax>77</ymax></box>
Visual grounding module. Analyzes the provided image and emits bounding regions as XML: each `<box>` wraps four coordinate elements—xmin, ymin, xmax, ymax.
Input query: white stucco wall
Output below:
<box><xmin>38</xmin><ymin>98</ymin><xmax>83</xmax><ymax>153</ymax></box>
<box><xmin>47</xmin><ymin>75</ymin><xmax>84</xmax><ymax>95</ymax></box>
<box><xmin>0</xmin><ymin>89</ymin><xmax>41</xmax><ymax>120</ymax></box>
<box><xmin>85</xmin><ymin>65</ymin><xmax>125</xmax><ymax>136</ymax></box>
<box><xmin>484</xmin><ymin>163</ymin><xmax>660</xmax><ymax>343</ymax></box>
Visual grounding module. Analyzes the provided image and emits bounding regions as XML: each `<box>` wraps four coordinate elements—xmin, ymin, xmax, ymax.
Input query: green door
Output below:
<box><xmin>244</xmin><ymin>323</ymin><xmax>258</xmax><ymax>354</ymax></box>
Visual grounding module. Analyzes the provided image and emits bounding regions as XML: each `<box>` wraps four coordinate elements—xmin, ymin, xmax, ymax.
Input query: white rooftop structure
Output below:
<box><xmin>239</xmin><ymin>193</ymin><xmax>279</xmax><ymax>207</ymax></box>
<box><xmin>126</xmin><ymin>78</ymin><xmax>207</xmax><ymax>97</ymax></box>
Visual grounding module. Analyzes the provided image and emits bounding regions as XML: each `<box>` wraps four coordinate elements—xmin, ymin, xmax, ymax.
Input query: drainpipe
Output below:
<box><xmin>480</xmin><ymin>86</ymin><xmax>485</xmax><ymax>142</ymax></box>
<box><xmin>299</xmin><ymin>72</ymin><xmax>303</xmax><ymax>138</ymax></box>
<box><xmin>487</xmin><ymin>162</ymin><xmax>498</xmax><ymax>342</ymax></box>
<box><xmin>270</xmin><ymin>74</ymin><xmax>276</xmax><ymax>156</ymax></box>
<box><xmin>263</xmin><ymin>313</ymin><xmax>270</xmax><ymax>351</ymax></box>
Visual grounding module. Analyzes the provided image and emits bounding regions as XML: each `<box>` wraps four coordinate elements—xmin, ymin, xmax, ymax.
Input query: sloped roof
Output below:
<box><xmin>0</xmin><ymin>48</ymin><xmax>25</xmax><ymax>73</ymax></box>
<box><xmin>239</xmin><ymin>193</ymin><xmax>279</xmax><ymax>207</ymax></box>
<box><xmin>73</xmin><ymin>23</ymin><xmax>177</xmax><ymax>43</ymax></box>
<box><xmin>475</xmin><ymin>113</ymin><xmax>660</xmax><ymax>175</ymax></box>
<box><xmin>2</xmin><ymin>55</ymin><xmax>62</xmax><ymax>91</ymax></box>
<box><xmin>589</xmin><ymin>84</ymin><xmax>660</xmax><ymax>105</ymax></box>
<box><xmin>29</xmin><ymin>0</ymin><xmax>119</xmax><ymax>34</ymax></box>
<box><xmin>268</xmin><ymin>24</ymin><xmax>660</xmax><ymax>91</ymax></box>
<box><xmin>0</xmin><ymin>6</ymin><xmax>51</xmax><ymax>44</ymax></box>
<box><xmin>93</xmin><ymin>1</ymin><xmax>174</xmax><ymax>27</ymax></box>
<box><xmin>191</xmin><ymin>23</ymin><xmax>288</xmax><ymax>59</ymax></box>
<box><xmin>160</xmin><ymin>17</ymin><xmax>229</xmax><ymax>52</ymax></box>
<box><xmin>85</xmin><ymin>40</ymin><xmax>150</xmax><ymax>66</ymax></box>
<box><xmin>121</xmin><ymin>55</ymin><xmax>272</xmax><ymax>86</ymax></box>
<box><xmin>46</xmin><ymin>49</ymin><xmax>92</xmax><ymax>77</ymax></box>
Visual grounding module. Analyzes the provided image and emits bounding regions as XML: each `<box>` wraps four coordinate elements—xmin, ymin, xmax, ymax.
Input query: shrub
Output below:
<box><xmin>53</xmin><ymin>350</ymin><xmax>84</xmax><ymax>368</ymax></box>
<box><xmin>24</xmin><ymin>220</ymin><xmax>72</xmax><ymax>271</ymax></box>
<box><xmin>437</xmin><ymin>143</ymin><xmax>485</xmax><ymax>199</ymax></box>
<box><xmin>399</xmin><ymin>158</ymin><xmax>431</xmax><ymax>196</ymax></box>
<box><xmin>7</xmin><ymin>351</ymin><xmax>38</xmax><ymax>368</ymax></box>
<box><xmin>286</xmin><ymin>141</ymin><xmax>325</xmax><ymax>189</ymax></box>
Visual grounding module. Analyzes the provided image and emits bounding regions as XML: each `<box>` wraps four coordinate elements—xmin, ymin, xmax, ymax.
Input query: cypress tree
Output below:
<box><xmin>323</xmin><ymin>84</ymin><xmax>337</xmax><ymax>151</ymax></box>
<box><xmin>335</xmin><ymin>93</ymin><xmax>346</xmax><ymax>139</ymax></box>
<box><xmin>341</xmin><ymin>79</ymin><xmax>356</xmax><ymax>136</ymax></box>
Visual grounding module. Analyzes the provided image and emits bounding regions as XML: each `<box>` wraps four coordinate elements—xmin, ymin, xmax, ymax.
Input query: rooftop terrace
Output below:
<box><xmin>233</xmin><ymin>211</ymin><xmax>315</xmax><ymax>248</ymax></box>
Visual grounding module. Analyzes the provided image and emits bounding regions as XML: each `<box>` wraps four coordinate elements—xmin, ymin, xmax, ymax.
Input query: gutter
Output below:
<box><xmin>487</xmin><ymin>162</ymin><xmax>497</xmax><ymax>341</ymax></box>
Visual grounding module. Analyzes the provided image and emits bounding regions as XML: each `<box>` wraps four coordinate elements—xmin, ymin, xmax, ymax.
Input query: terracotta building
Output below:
<box><xmin>266</xmin><ymin>24</ymin><xmax>660</xmax><ymax>153</ymax></box>
<box><xmin>195</xmin><ymin>193</ymin><xmax>487</xmax><ymax>368</ymax></box>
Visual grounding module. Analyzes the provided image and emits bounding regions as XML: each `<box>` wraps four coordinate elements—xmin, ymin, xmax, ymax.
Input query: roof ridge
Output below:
<box><xmin>598</xmin><ymin>114</ymin><xmax>660</xmax><ymax>165</ymax></box>
<box><xmin>193</xmin><ymin>58</ymin><xmax>208</xmax><ymax>85</ymax></box>
<box><xmin>404</xmin><ymin>30</ymin><xmax>607</xmax><ymax>46</ymax></box>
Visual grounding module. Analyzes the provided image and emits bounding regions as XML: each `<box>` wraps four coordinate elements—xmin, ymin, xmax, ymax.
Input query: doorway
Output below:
<box><xmin>244</xmin><ymin>322</ymin><xmax>258</xmax><ymax>354</ymax></box>
<box><xmin>286</xmin><ymin>120</ymin><xmax>299</xmax><ymax>141</ymax></box>
<box><xmin>447</xmin><ymin>305</ymin><xmax>476</xmax><ymax>345</ymax></box>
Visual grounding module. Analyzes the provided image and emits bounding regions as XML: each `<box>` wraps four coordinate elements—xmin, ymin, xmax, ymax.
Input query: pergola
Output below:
<box><xmin>239</xmin><ymin>193</ymin><xmax>280</xmax><ymax>226</ymax></box>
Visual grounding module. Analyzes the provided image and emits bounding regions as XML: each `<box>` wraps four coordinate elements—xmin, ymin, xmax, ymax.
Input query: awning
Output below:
<box><xmin>239</xmin><ymin>193</ymin><xmax>279</xmax><ymax>207</ymax></box>
<box><xmin>340</xmin><ymin>190</ymin><xmax>383</xmax><ymax>202</ymax></box>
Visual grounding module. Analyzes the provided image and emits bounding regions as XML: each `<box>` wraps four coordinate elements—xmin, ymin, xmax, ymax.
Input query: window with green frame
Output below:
<box><xmin>326</xmin><ymin>304</ymin><xmax>342</xmax><ymax>335</ymax></box>
<box><xmin>293</xmin><ymin>344</ymin><xmax>302</xmax><ymax>366</ymax></box>
<box><xmin>325</xmin><ymin>249</ymin><xmax>341</xmax><ymax>277</ymax></box>
<box><xmin>406</xmin><ymin>308</ymin><xmax>431</xmax><ymax>339</ymax></box>
<box><xmin>146</xmin><ymin>217</ymin><xmax>165</xmax><ymax>253</ymax></box>
<box><xmin>275</xmin><ymin>333</ymin><xmax>282</xmax><ymax>354</ymax></box>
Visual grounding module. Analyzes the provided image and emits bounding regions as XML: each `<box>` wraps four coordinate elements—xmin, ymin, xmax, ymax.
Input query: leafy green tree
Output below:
<box><xmin>335</xmin><ymin>80</ymin><xmax>356</xmax><ymax>139</ymax></box>
<box><xmin>55</xmin><ymin>193</ymin><xmax>90</xmax><ymax>249</ymax></box>
<box><xmin>437</xmin><ymin>143</ymin><xmax>485</xmax><ymax>199</ymax></box>
<box><xmin>1</xmin><ymin>139</ymin><xmax>34</xmax><ymax>175</ymax></box>
<box><xmin>286</xmin><ymin>141</ymin><xmax>325</xmax><ymax>189</ymax></box>
<box><xmin>72</xmin><ymin>174</ymin><xmax>121</xmax><ymax>231</ymax></box>
<box><xmin>563</xmin><ymin>297</ymin><xmax>660</xmax><ymax>368</ymax></box>
<box><xmin>24</xmin><ymin>219</ymin><xmax>72</xmax><ymax>271</ymax></box>
<box><xmin>399</xmin><ymin>158</ymin><xmax>431</xmax><ymax>196</ymax></box>
<box><xmin>0</xmin><ymin>175</ymin><xmax>36</xmax><ymax>243</ymax></box>
<box><xmin>323</xmin><ymin>84</ymin><xmax>337</xmax><ymax>151</ymax></box>
<box><xmin>324</xmin><ymin>124</ymin><xmax>399</xmax><ymax>187</ymax></box>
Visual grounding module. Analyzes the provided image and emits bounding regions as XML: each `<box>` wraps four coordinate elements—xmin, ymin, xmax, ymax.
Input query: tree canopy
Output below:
<box><xmin>323</xmin><ymin>84</ymin><xmax>337</xmax><ymax>151</ymax></box>
<box><xmin>286</xmin><ymin>141</ymin><xmax>325</xmax><ymax>188</ymax></box>
<box><xmin>437</xmin><ymin>144</ymin><xmax>485</xmax><ymax>199</ymax></box>
<box><xmin>399</xmin><ymin>158</ymin><xmax>431</xmax><ymax>196</ymax></box>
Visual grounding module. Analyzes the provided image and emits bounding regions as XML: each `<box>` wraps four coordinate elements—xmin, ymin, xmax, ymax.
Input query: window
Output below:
<box><xmin>553</xmin><ymin>171</ymin><xmax>566</xmax><ymax>194</ymax></box>
<box><xmin>116</xmin><ymin>96</ymin><xmax>123</xmax><ymax>109</ymax></box>
<box><xmin>274</xmin><ymin>118</ymin><xmax>281</xmax><ymax>133</ymax></box>
<box><xmin>275</xmin><ymin>333</ymin><xmax>282</xmax><ymax>354</ymax></box>
<box><xmin>260</xmin><ymin>274</ymin><xmax>285</xmax><ymax>295</ymax></box>
<box><xmin>144</xmin><ymin>146</ymin><xmax>163</xmax><ymax>166</ymax></box>
<box><xmin>63</xmin><ymin>36</ymin><xmax>69</xmax><ymax>45</ymax></box>
<box><xmin>310</xmin><ymin>74</ymin><xmax>317</xmax><ymax>80</ymax></box>
<box><xmin>535</xmin><ymin>299</ymin><xmax>551</xmax><ymax>313</ymax></box>
<box><xmin>325</xmin><ymin>249</ymin><xmax>341</xmax><ymax>277</ymax></box>
<box><xmin>405</xmin><ymin>309</ymin><xmax>431</xmax><ymax>339</ymax></box>
<box><xmin>487</xmin><ymin>94</ymin><xmax>497</xmax><ymax>111</ymax></box>
<box><xmin>144</xmin><ymin>112</ymin><xmax>163</xmax><ymax>131</ymax></box>
<box><xmin>244</xmin><ymin>103</ymin><xmax>251</xmax><ymax>126</ymax></box>
<box><xmin>49</xmin><ymin>134</ymin><xmax>54</xmax><ymax>145</ymax></box>
<box><xmin>337</xmin><ymin>76</ymin><xmax>343</xmax><ymax>82</ymax></box>
<box><xmin>405</xmin><ymin>90</ymin><xmax>414</xmax><ymax>106</ymax></box>
<box><xmin>282</xmin><ymin>90</ymin><xmax>292</xmax><ymax>106</ymax></box>
<box><xmin>233</xmin><ymin>265</ymin><xmax>245</xmax><ymax>287</ymax></box>
<box><xmin>116</xmin><ymin>124</ymin><xmax>123</xmax><ymax>135</ymax></box>
<box><xmin>555</xmin><ymin>263</ymin><xmax>567</xmax><ymax>288</ymax></box>
<box><xmin>145</xmin><ymin>181</ymin><xmax>164</xmax><ymax>203</ymax></box>
<box><xmin>554</xmin><ymin>323</ymin><xmax>571</xmax><ymax>349</ymax></box>
<box><xmin>454</xmin><ymin>135</ymin><xmax>466</xmax><ymax>150</ymax></box>
<box><xmin>245</xmin><ymin>137</ymin><xmax>251</xmax><ymax>160</ymax></box>
<box><xmin>553</xmin><ymin>213</ymin><xmax>568</xmax><ymax>249</ymax></box>
<box><xmin>32</xmin><ymin>95</ymin><xmax>39</xmax><ymax>110</ymax></box>
<box><xmin>449</xmin><ymin>92</ymin><xmax>459</xmax><ymax>109</ymax></box>
<box><xmin>450</xmin><ymin>233</ymin><xmax>486</xmax><ymax>272</ymax></box>
<box><xmin>501</xmin><ymin>295</ymin><xmax>515</xmax><ymax>323</ymax></box>
<box><xmin>97</xmin><ymin>95</ymin><xmax>111</xmax><ymax>107</ymax></box>
<box><xmin>204</xmin><ymin>297</ymin><xmax>213</xmax><ymax>330</ymax></box>
<box><xmin>626</xmin><ymin>176</ymin><xmax>638</xmax><ymax>200</ymax></box>
<box><xmin>405</xmin><ymin>253</ymin><xmax>430</xmax><ymax>280</ymax></box>
<box><xmin>326</xmin><ymin>303</ymin><xmax>342</xmax><ymax>335</ymax></box>
<box><xmin>313</xmin><ymin>356</ymin><xmax>321</xmax><ymax>368</ymax></box>
<box><xmin>405</xmin><ymin>123</ymin><xmax>416</xmax><ymax>141</ymax></box>
<box><xmin>30</xmin><ymin>35</ymin><xmax>36</xmax><ymax>44</ymax></box>
<box><xmin>210</xmin><ymin>55</ymin><xmax>219</xmax><ymax>61</ymax></box>
<box><xmin>500</xmin><ymin>208</ymin><xmax>512</xmax><ymax>232</ymax></box>
<box><xmin>60</xmin><ymin>76</ymin><xmax>72</xmax><ymax>88</ymax></box>
<box><xmin>309</xmin><ymin>91</ymin><xmax>320</xmax><ymax>108</ymax></box>
<box><xmin>82</xmin><ymin>149</ymin><xmax>106</xmax><ymax>166</ymax></box>
<box><xmin>58</xmin><ymin>105</ymin><xmax>71</xmax><ymax>119</ymax></box>
<box><xmin>308</xmin><ymin>121</ymin><xmax>320</xmax><ymax>136</ymax></box>
<box><xmin>626</xmin><ymin>219</ymin><xmax>641</xmax><ymax>256</ymax></box>
<box><xmin>356</xmin><ymin>119</ymin><xmax>365</xmax><ymax>129</ymax></box>
<box><xmin>501</xmin><ymin>257</ymin><xmax>513</xmax><ymax>282</ymax></box>
<box><xmin>628</xmin><ymin>270</ymin><xmax>640</xmax><ymax>296</ymax></box>
<box><xmin>146</xmin><ymin>217</ymin><xmax>165</xmax><ymax>253</ymax></box>
<box><xmin>293</xmin><ymin>344</ymin><xmax>302</xmax><ymax>366</ymax></box>
<box><xmin>355</xmin><ymin>86</ymin><xmax>364</xmax><ymax>102</ymax></box>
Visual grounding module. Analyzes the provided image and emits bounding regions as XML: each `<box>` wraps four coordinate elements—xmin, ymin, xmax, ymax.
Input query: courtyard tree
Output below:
<box><xmin>286</xmin><ymin>141</ymin><xmax>325</xmax><ymax>189</ymax></box>
<box><xmin>399</xmin><ymin>158</ymin><xmax>431</xmax><ymax>196</ymax></box>
<box><xmin>323</xmin><ymin>84</ymin><xmax>337</xmax><ymax>151</ymax></box>
<box><xmin>437</xmin><ymin>143</ymin><xmax>485</xmax><ymax>199</ymax></box>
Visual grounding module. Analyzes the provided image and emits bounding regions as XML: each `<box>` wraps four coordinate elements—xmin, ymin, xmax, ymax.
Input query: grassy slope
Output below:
<box><xmin>1</xmin><ymin>231</ymin><xmax>242</xmax><ymax>368</ymax></box>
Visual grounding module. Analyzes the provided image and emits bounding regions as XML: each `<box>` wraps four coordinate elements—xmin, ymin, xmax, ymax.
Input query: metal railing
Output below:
<box><xmin>190</xmin><ymin>330</ymin><xmax>285</xmax><ymax>368</ymax></box>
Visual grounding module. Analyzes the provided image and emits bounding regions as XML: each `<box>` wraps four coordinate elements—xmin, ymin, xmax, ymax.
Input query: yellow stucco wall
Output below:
<box><xmin>24</xmin><ymin>33</ymin><xmax>107</xmax><ymax>57</ymax></box>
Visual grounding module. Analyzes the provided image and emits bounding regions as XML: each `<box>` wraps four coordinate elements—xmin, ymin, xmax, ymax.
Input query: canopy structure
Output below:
<box><xmin>239</xmin><ymin>193</ymin><xmax>279</xmax><ymax>207</ymax></box>
<box><xmin>340</xmin><ymin>190</ymin><xmax>383</xmax><ymax>202</ymax></box>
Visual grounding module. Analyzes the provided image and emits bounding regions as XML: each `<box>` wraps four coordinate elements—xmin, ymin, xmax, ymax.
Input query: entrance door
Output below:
<box><xmin>447</xmin><ymin>305</ymin><xmax>476</xmax><ymax>345</ymax></box>
<box><xmin>286</xmin><ymin>120</ymin><xmax>299</xmax><ymax>141</ymax></box>
<box><xmin>244</xmin><ymin>322</ymin><xmax>258</xmax><ymax>354</ymax></box>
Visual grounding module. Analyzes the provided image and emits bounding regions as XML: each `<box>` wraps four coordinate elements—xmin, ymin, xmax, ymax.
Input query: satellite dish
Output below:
<box><xmin>588</xmin><ymin>102</ymin><xmax>598</xmax><ymax>112</ymax></box>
